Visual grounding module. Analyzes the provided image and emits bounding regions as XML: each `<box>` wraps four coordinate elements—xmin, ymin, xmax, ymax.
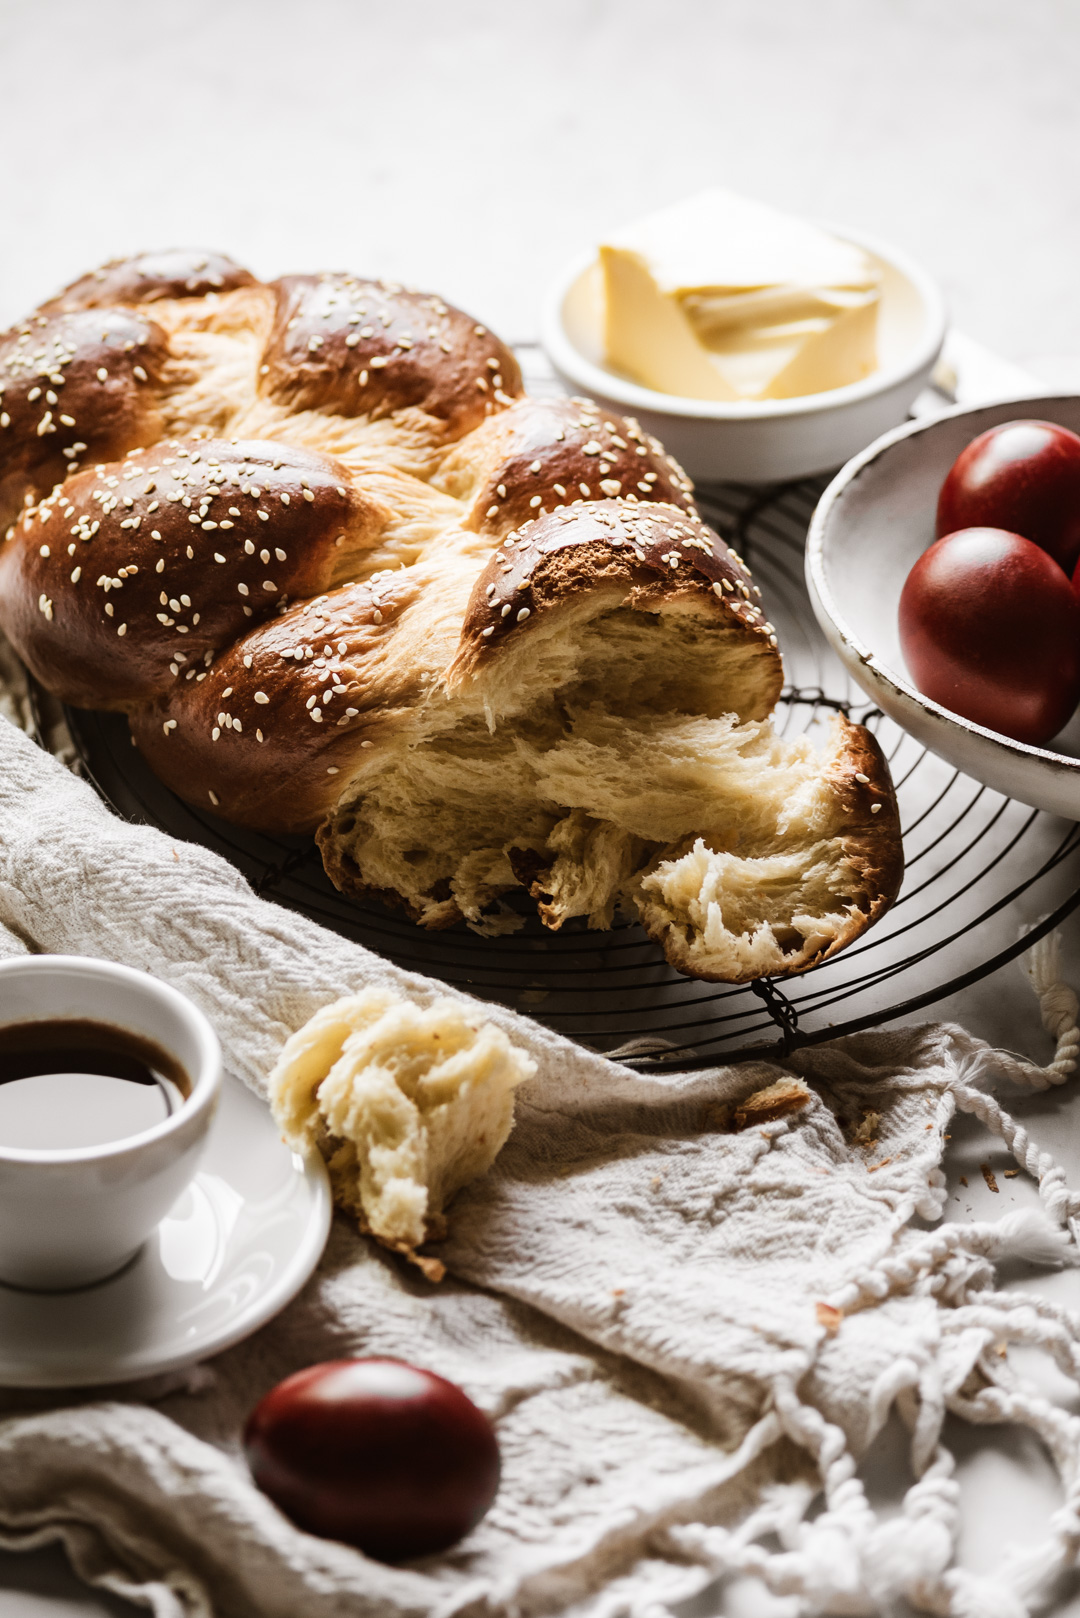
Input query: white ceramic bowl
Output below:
<box><xmin>541</xmin><ymin>228</ymin><xmax>947</xmax><ymax>484</ymax></box>
<box><xmin>806</xmin><ymin>394</ymin><xmax>1080</xmax><ymax>821</ymax></box>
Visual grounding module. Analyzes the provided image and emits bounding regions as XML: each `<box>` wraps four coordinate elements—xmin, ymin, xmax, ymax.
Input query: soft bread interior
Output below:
<box><xmin>268</xmin><ymin>988</ymin><xmax>535</xmax><ymax>1273</ymax></box>
<box><xmin>320</xmin><ymin>600</ymin><xmax>894</xmax><ymax>980</ymax></box>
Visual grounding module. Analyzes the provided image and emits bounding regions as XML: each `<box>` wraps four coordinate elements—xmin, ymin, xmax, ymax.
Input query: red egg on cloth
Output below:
<box><xmin>936</xmin><ymin>420</ymin><xmax>1080</xmax><ymax>575</ymax></box>
<box><xmin>899</xmin><ymin>526</ymin><xmax>1080</xmax><ymax>745</ymax></box>
<box><xmin>244</xmin><ymin>1358</ymin><xmax>500</xmax><ymax>1561</ymax></box>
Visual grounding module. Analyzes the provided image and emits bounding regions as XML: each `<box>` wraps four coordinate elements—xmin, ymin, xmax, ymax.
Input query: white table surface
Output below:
<box><xmin>3</xmin><ymin>2</ymin><xmax>1080</xmax><ymax>1612</ymax></box>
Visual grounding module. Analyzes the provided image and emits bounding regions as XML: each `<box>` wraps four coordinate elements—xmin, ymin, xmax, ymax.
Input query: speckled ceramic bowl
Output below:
<box><xmin>806</xmin><ymin>394</ymin><xmax>1080</xmax><ymax>821</ymax></box>
<box><xmin>541</xmin><ymin>227</ymin><xmax>947</xmax><ymax>484</ymax></box>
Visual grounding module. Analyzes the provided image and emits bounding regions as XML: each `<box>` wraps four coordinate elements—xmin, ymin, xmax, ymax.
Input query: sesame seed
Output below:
<box><xmin>517</xmin><ymin>608</ymin><xmax>530</xmax><ymax>622</ymax></box>
<box><xmin>254</xmin><ymin>691</ymin><xmax>270</xmax><ymax>704</ymax></box>
<box><xmin>855</xmin><ymin>773</ymin><xmax>870</xmax><ymax>784</ymax></box>
<box><xmin>238</xmin><ymin>583</ymin><xmax>249</xmax><ymax>596</ymax></box>
<box><xmin>208</xmin><ymin>790</ymin><xmax>219</xmax><ymax>805</ymax></box>
<box><xmin>870</xmin><ymin>802</ymin><xmax>882</xmax><ymax>813</ymax></box>
<box><xmin>96</xmin><ymin>368</ymin><xmax>108</xmax><ymax>382</ymax></box>
<box><xmin>327</xmin><ymin>766</ymin><xmax>339</xmax><ymax>774</ymax></box>
<box><xmin>481</xmin><ymin>625</ymin><xmax>494</xmax><ymax>637</ymax></box>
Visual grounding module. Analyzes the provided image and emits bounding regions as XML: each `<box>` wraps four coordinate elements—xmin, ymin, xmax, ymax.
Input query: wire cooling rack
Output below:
<box><xmin>43</xmin><ymin>461</ymin><xmax>1080</xmax><ymax>1068</ymax></box>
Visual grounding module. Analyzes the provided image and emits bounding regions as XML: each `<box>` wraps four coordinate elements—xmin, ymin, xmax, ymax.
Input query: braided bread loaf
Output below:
<box><xmin>0</xmin><ymin>249</ymin><xmax>902</xmax><ymax>981</ymax></box>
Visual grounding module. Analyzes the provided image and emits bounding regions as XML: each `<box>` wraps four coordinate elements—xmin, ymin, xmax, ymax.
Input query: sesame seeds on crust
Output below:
<box><xmin>458</xmin><ymin>395</ymin><xmax>695</xmax><ymax>540</ymax></box>
<box><xmin>459</xmin><ymin>498</ymin><xmax>776</xmax><ymax>658</ymax></box>
<box><xmin>260</xmin><ymin>273</ymin><xmax>523</xmax><ymax>438</ymax></box>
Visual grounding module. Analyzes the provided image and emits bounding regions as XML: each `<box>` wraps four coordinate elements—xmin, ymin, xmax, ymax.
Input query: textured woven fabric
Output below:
<box><xmin>0</xmin><ymin>714</ymin><xmax>1079</xmax><ymax>1618</ymax></box>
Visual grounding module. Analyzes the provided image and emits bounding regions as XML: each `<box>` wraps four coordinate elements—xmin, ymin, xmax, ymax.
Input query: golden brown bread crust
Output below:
<box><xmin>0</xmin><ymin>308</ymin><xmax>169</xmax><ymax>531</ymax></box>
<box><xmin>444</xmin><ymin>395</ymin><xmax>695</xmax><ymax>539</ymax></box>
<box><xmin>450</xmin><ymin>498</ymin><xmax>779</xmax><ymax>684</ymax></box>
<box><xmin>132</xmin><ymin>570</ymin><xmax>425</xmax><ymax>830</ymax></box>
<box><xmin>38</xmin><ymin>251</ymin><xmax>257</xmax><ymax>314</ymax></box>
<box><xmin>260</xmin><ymin>274</ymin><xmax>523</xmax><ymax>437</ymax></box>
<box><xmin>3</xmin><ymin>438</ymin><xmax>381</xmax><ymax>708</ymax></box>
<box><xmin>0</xmin><ymin>247</ymin><xmax>903</xmax><ymax>983</ymax></box>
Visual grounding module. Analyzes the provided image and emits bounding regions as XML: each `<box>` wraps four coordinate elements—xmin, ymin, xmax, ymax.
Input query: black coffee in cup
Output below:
<box><xmin>0</xmin><ymin>1020</ymin><xmax>190</xmax><ymax>1150</ymax></box>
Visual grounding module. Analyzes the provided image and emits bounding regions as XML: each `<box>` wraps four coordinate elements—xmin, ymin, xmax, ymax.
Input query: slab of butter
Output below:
<box><xmin>600</xmin><ymin>190</ymin><xmax>881</xmax><ymax>401</ymax></box>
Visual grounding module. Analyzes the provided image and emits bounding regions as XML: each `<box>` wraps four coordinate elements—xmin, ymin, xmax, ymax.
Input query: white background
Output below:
<box><xmin>1</xmin><ymin>0</ymin><xmax>1079</xmax><ymax>369</ymax></box>
<box><xmin>2</xmin><ymin>1</ymin><xmax>1080</xmax><ymax>1613</ymax></box>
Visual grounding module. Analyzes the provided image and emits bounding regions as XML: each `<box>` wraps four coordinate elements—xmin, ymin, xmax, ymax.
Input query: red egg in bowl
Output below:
<box><xmin>899</xmin><ymin>526</ymin><xmax>1080</xmax><ymax>747</ymax></box>
<box><xmin>936</xmin><ymin>419</ymin><xmax>1080</xmax><ymax>575</ymax></box>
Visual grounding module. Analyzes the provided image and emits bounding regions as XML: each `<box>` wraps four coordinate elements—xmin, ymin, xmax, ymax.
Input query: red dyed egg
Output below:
<box><xmin>244</xmin><ymin>1358</ymin><xmax>500</xmax><ymax>1562</ymax></box>
<box><xmin>899</xmin><ymin>526</ymin><xmax>1080</xmax><ymax>745</ymax></box>
<box><xmin>936</xmin><ymin>420</ymin><xmax>1080</xmax><ymax>575</ymax></box>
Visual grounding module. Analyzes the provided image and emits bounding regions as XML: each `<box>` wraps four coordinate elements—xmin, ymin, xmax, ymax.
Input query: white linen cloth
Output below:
<box><xmin>1</xmin><ymin>713</ymin><xmax>1079</xmax><ymax>1618</ymax></box>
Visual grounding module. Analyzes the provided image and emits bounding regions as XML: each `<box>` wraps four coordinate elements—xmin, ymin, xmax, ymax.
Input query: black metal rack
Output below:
<box><xmin>42</xmin><ymin>469</ymin><xmax>1080</xmax><ymax>1068</ymax></box>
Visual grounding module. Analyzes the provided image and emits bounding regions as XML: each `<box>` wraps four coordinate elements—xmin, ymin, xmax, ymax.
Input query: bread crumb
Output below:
<box><xmin>816</xmin><ymin>1302</ymin><xmax>842</xmax><ymax>1335</ymax></box>
<box><xmin>851</xmin><ymin>1110</ymin><xmax>881</xmax><ymax>1146</ymax></box>
<box><xmin>980</xmin><ymin>1162</ymin><xmax>999</xmax><ymax>1194</ymax></box>
<box><xmin>958</xmin><ymin>1175</ymin><xmax>967</xmax><ymax>1187</ymax></box>
<box><xmin>731</xmin><ymin>1077</ymin><xmax>810</xmax><ymax>1131</ymax></box>
<box><xmin>1003</xmin><ymin>1169</ymin><xmax>1019</xmax><ymax>1178</ymax></box>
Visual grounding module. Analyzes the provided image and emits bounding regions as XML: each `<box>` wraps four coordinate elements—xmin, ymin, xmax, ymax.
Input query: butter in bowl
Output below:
<box><xmin>543</xmin><ymin>188</ymin><xmax>947</xmax><ymax>483</ymax></box>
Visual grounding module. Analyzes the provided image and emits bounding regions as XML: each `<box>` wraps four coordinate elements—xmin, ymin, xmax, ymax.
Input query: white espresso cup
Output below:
<box><xmin>0</xmin><ymin>956</ymin><xmax>222</xmax><ymax>1290</ymax></box>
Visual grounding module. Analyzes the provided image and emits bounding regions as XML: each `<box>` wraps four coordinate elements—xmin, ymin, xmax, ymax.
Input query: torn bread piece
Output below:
<box><xmin>269</xmin><ymin>988</ymin><xmax>535</xmax><ymax>1278</ymax></box>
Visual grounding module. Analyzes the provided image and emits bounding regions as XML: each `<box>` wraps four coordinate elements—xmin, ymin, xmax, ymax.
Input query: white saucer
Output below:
<box><xmin>0</xmin><ymin>1075</ymin><xmax>332</xmax><ymax>1388</ymax></box>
